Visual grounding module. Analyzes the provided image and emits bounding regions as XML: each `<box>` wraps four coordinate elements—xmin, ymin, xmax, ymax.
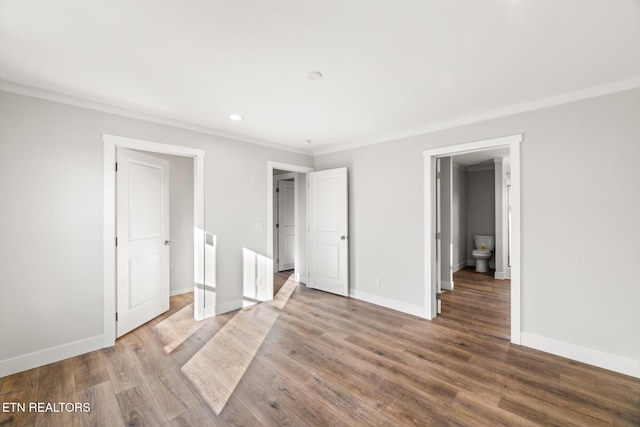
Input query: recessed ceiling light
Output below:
<box><xmin>229</xmin><ymin>114</ymin><xmax>244</xmax><ymax>121</ymax></box>
<box><xmin>306</xmin><ymin>71</ymin><xmax>323</xmax><ymax>80</ymax></box>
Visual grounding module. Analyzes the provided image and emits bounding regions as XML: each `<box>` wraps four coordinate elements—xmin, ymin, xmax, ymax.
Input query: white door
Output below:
<box><xmin>436</xmin><ymin>158</ymin><xmax>442</xmax><ymax>314</ymax></box>
<box><xmin>277</xmin><ymin>180</ymin><xmax>296</xmax><ymax>271</ymax></box>
<box><xmin>308</xmin><ymin>167</ymin><xmax>349</xmax><ymax>296</ymax></box>
<box><xmin>116</xmin><ymin>148</ymin><xmax>170</xmax><ymax>337</ymax></box>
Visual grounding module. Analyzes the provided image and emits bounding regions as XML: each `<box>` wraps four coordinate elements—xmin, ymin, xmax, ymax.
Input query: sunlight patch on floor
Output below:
<box><xmin>181</xmin><ymin>277</ymin><xmax>298</xmax><ymax>415</ymax></box>
<box><xmin>152</xmin><ymin>303</ymin><xmax>205</xmax><ymax>354</ymax></box>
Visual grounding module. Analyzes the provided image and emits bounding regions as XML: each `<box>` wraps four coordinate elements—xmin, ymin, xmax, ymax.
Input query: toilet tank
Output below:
<box><xmin>474</xmin><ymin>235</ymin><xmax>495</xmax><ymax>251</ymax></box>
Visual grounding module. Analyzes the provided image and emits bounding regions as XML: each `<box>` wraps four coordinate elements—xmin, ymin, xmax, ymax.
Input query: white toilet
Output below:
<box><xmin>472</xmin><ymin>235</ymin><xmax>495</xmax><ymax>273</ymax></box>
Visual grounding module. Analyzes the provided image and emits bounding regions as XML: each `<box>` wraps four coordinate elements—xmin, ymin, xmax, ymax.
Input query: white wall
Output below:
<box><xmin>440</xmin><ymin>157</ymin><xmax>453</xmax><ymax>289</ymax></box>
<box><xmin>153</xmin><ymin>153</ymin><xmax>194</xmax><ymax>295</ymax></box>
<box><xmin>452</xmin><ymin>164</ymin><xmax>467</xmax><ymax>271</ymax></box>
<box><xmin>466</xmin><ymin>168</ymin><xmax>495</xmax><ymax>265</ymax></box>
<box><xmin>296</xmin><ymin>173</ymin><xmax>307</xmax><ymax>284</ymax></box>
<box><xmin>0</xmin><ymin>91</ymin><xmax>312</xmax><ymax>375</ymax></box>
<box><xmin>314</xmin><ymin>88</ymin><xmax>640</xmax><ymax>370</ymax></box>
<box><xmin>494</xmin><ymin>159</ymin><xmax>510</xmax><ymax>279</ymax></box>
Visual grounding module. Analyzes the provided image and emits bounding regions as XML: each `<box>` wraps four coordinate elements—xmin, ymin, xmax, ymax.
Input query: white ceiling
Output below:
<box><xmin>1</xmin><ymin>1</ymin><xmax>639</xmax><ymax>155</ymax></box>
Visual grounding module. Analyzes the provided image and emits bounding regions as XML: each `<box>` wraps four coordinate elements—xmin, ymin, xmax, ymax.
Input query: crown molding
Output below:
<box><xmin>3</xmin><ymin>77</ymin><xmax>638</xmax><ymax>159</ymax></box>
<box><xmin>313</xmin><ymin>76</ymin><xmax>640</xmax><ymax>156</ymax></box>
<box><xmin>0</xmin><ymin>80</ymin><xmax>312</xmax><ymax>156</ymax></box>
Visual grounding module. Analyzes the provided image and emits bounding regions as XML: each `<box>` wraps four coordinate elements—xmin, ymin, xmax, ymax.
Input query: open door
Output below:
<box><xmin>436</xmin><ymin>158</ymin><xmax>442</xmax><ymax>314</ymax></box>
<box><xmin>277</xmin><ymin>179</ymin><xmax>295</xmax><ymax>271</ymax></box>
<box><xmin>116</xmin><ymin>148</ymin><xmax>170</xmax><ymax>337</ymax></box>
<box><xmin>307</xmin><ymin>167</ymin><xmax>349</xmax><ymax>296</ymax></box>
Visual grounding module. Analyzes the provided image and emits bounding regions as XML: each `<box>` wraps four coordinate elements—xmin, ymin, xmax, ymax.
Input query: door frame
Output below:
<box><xmin>274</xmin><ymin>173</ymin><xmax>296</xmax><ymax>272</ymax></box>
<box><xmin>267</xmin><ymin>161</ymin><xmax>314</xmax><ymax>287</ymax></box>
<box><xmin>424</xmin><ymin>134</ymin><xmax>522</xmax><ymax>344</ymax></box>
<box><xmin>103</xmin><ymin>134</ymin><xmax>206</xmax><ymax>347</ymax></box>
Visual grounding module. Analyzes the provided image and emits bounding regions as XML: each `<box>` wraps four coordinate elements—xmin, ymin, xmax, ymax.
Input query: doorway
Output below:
<box><xmin>266</xmin><ymin>161</ymin><xmax>350</xmax><ymax>299</ymax></box>
<box><xmin>274</xmin><ymin>173</ymin><xmax>296</xmax><ymax>272</ymax></box>
<box><xmin>267</xmin><ymin>161</ymin><xmax>314</xmax><ymax>296</ymax></box>
<box><xmin>273</xmin><ymin>171</ymin><xmax>296</xmax><ymax>297</ymax></box>
<box><xmin>103</xmin><ymin>134</ymin><xmax>206</xmax><ymax>347</ymax></box>
<box><xmin>424</xmin><ymin>134</ymin><xmax>522</xmax><ymax>344</ymax></box>
<box><xmin>115</xmin><ymin>148</ymin><xmax>172</xmax><ymax>337</ymax></box>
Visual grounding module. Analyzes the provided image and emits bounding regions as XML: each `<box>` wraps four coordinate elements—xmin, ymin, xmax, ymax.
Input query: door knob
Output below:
<box><xmin>340</xmin><ymin>235</ymin><xmax>348</xmax><ymax>240</ymax></box>
<box><xmin>165</xmin><ymin>240</ymin><xmax>171</xmax><ymax>246</ymax></box>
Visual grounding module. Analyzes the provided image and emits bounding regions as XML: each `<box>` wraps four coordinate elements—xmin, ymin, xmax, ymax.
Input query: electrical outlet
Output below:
<box><xmin>375</xmin><ymin>278</ymin><xmax>380</xmax><ymax>288</ymax></box>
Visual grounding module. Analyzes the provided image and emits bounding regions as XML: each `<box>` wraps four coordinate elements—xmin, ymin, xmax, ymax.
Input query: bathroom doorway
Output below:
<box><xmin>424</xmin><ymin>134</ymin><xmax>521</xmax><ymax>344</ymax></box>
<box><xmin>436</xmin><ymin>151</ymin><xmax>512</xmax><ymax>340</ymax></box>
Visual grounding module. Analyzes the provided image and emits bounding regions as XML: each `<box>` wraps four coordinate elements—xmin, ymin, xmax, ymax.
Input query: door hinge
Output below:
<box><xmin>436</xmin><ymin>292</ymin><xmax>442</xmax><ymax>300</ymax></box>
<box><xmin>115</xmin><ymin>312</ymin><xmax>118</xmax><ymax>321</ymax></box>
<box><xmin>435</xmin><ymin>232</ymin><xmax>441</xmax><ymax>239</ymax></box>
<box><xmin>115</xmin><ymin>237</ymin><xmax>118</xmax><ymax>246</ymax></box>
<box><xmin>115</xmin><ymin>162</ymin><xmax>118</xmax><ymax>172</ymax></box>
<box><xmin>436</xmin><ymin>171</ymin><xmax>441</xmax><ymax>179</ymax></box>
<box><xmin>276</xmin><ymin>188</ymin><xmax>280</xmax><ymax>193</ymax></box>
<box><xmin>276</xmin><ymin>223</ymin><xmax>279</xmax><ymax>228</ymax></box>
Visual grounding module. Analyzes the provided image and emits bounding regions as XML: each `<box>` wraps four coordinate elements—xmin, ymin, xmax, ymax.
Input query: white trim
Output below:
<box><xmin>5</xmin><ymin>78</ymin><xmax>639</xmax><ymax>159</ymax></box>
<box><xmin>424</xmin><ymin>134</ymin><xmax>522</xmax><ymax>344</ymax></box>
<box><xmin>203</xmin><ymin>299</ymin><xmax>254</xmax><ymax>318</ymax></box>
<box><xmin>214</xmin><ymin>299</ymin><xmax>246</xmax><ymax>316</ymax></box>
<box><xmin>274</xmin><ymin>172</ymin><xmax>296</xmax><ymax>181</ymax></box>
<box><xmin>313</xmin><ymin>77</ymin><xmax>640</xmax><ymax>156</ymax></box>
<box><xmin>452</xmin><ymin>261</ymin><xmax>467</xmax><ymax>273</ymax></box>
<box><xmin>296</xmin><ymin>274</ymin><xmax>308</xmax><ymax>284</ymax></box>
<box><xmin>0</xmin><ymin>80</ymin><xmax>311</xmax><ymax>156</ymax></box>
<box><xmin>521</xmin><ymin>333</ymin><xmax>640</xmax><ymax>379</ymax></box>
<box><xmin>465</xmin><ymin>163</ymin><xmax>495</xmax><ymax>172</ymax></box>
<box><xmin>494</xmin><ymin>271</ymin><xmax>505</xmax><ymax>280</ymax></box>
<box><xmin>350</xmin><ymin>289</ymin><xmax>426</xmax><ymax>319</ymax></box>
<box><xmin>267</xmin><ymin>161</ymin><xmax>314</xmax><ymax>297</ymax></box>
<box><xmin>0</xmin><ymin>335</ymin><xmax>104</xmax><ymax>378</ymax></box>
<box><xmin>170</xmin><ymin>287</ymin><xmax>194</xmax><ymax>296</ymax></box>
<box><xmin>104</xmin><ymin>134</ymin><xmax>205</xmax><ymax>157</ymax></box>
<box><xmin>422</xmin><ymin>134</ymin><xmax>522</xmax><ymax>159</ymax></box>
<box><xmin>441</xmin><ymin>281</ymin><xmax>454</xmax><ymax>291</ymax></box>
<box><xmin>103</xmin><ymin>134</ymin><xmax>206</xmax><ymax>350</ymax></box>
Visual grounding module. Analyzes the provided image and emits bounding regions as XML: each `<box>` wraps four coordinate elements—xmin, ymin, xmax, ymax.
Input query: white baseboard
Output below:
<box><xmin>204</xmin><ymin>298</ymin><xmax>258</xmax><ymax>318</ymax></box>
<box><xmin>0</xmin><ymin>334</ymin><xmax>106</xmax><ymax>378</ymax></box>
<box><xmin>441</xmin><ymin>281</ymin><xmax>454</xmax><ymax>291</ymax></box>
<box><xmin>170</xmin><ymin>287</ymin><xmax>193</xmax><ymax>296</ymax></box>
<box><xmin>452</xmin><ymin>261</ymin><xmax>467</xmax><ymax>273</ymax></box>
<box><xmin>521</xmin><ymin>332</ymin><xmax>640</xmax><ymax>379</ymax></box>
<box><xmin>349</xmin><ymin>289</ymin><xmax>426</xmax><ymax>319</ymax></box>
<box><xmin>494</xmin><ymin>271</ymin><xmax>505</xmax><ymax>280</ymax></box>
<box><xmin>295</xmin><ymin>274</ymin><xmax>307</xmax><ymax>284</ymax></box>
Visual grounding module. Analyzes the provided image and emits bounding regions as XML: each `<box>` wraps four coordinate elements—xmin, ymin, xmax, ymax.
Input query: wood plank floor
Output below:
<box><xmin>1</xmin><ymin>279</ymin><xmax>639</xmax><ymax>426</ymax></box>
<box><xmin>273</xmin><ymin>270</ymin><xmax>293</xmax><ymax>296</ymax></box>
<box><xmin>436</xmin><ymin>267</ymin><xmax>511</xmax><ymax>340</ymax></box>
